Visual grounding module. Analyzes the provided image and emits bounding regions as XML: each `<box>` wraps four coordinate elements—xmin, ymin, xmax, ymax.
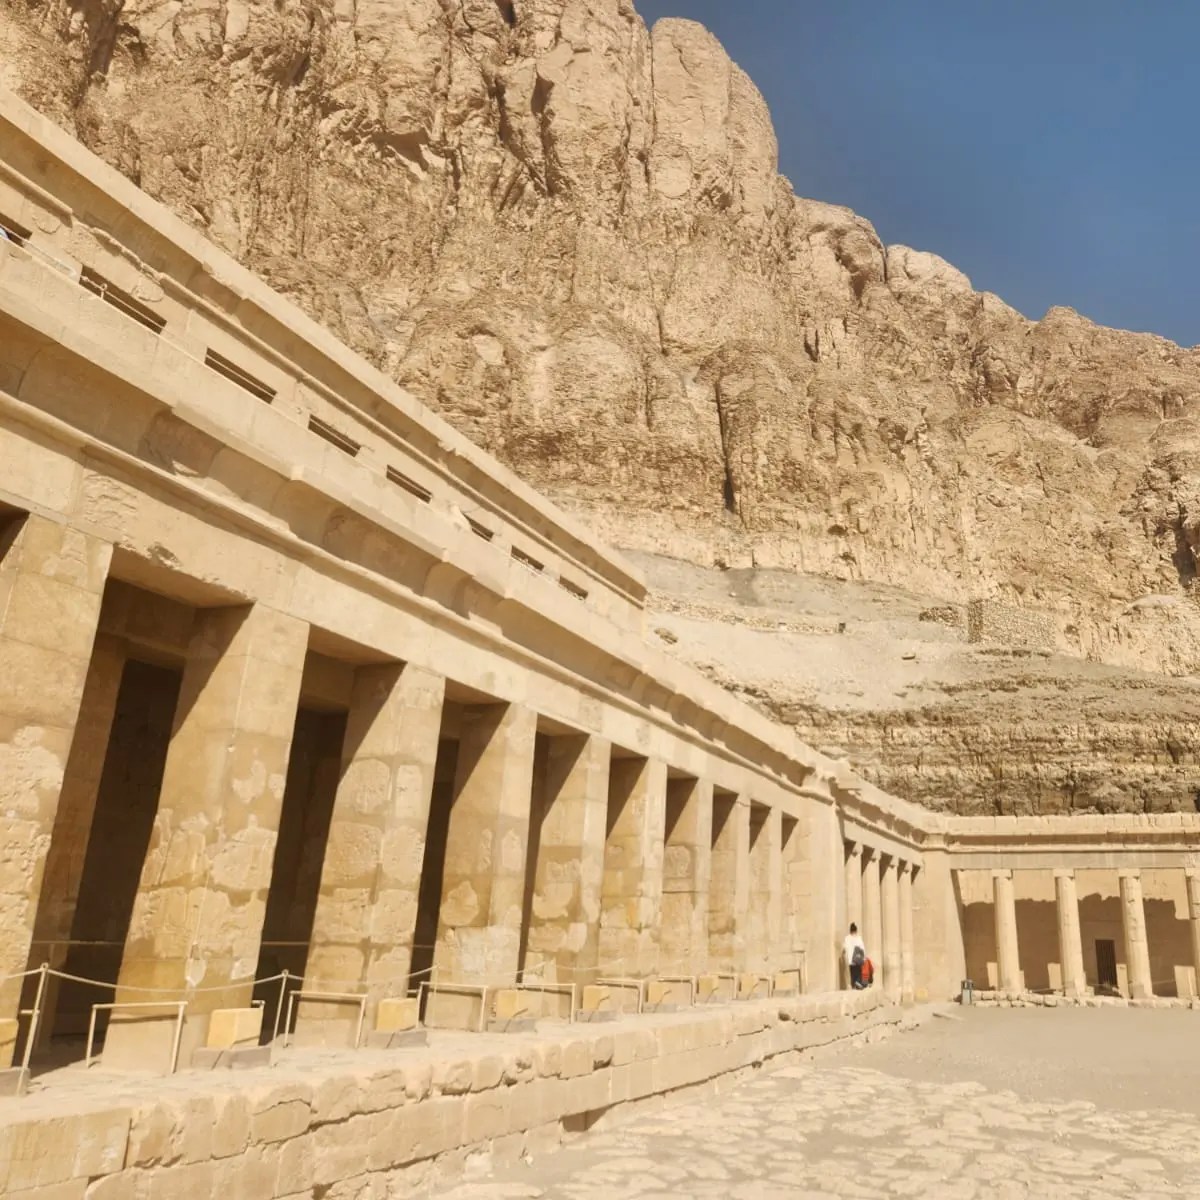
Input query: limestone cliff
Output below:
<box><xmin>3</xmin><ymin>0</ymin><xmax>1198</xmax><ymax>813</ymax></box>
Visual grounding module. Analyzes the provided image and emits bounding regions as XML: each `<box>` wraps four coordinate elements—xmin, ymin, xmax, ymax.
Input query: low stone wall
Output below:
<box><xmin>968</xmin><ymin>989</ymin><xmax>1200</xmax><ymax>1010</ymax></box>
<box><xmin>0</xmin><ymin>990</ymin><xmax>910</xmax><ymax>1198</ymax></box>
<box><xmin>967</xmin><ymin>598</ymin><xmax>1056</xmax><ymax>649</ymax></box>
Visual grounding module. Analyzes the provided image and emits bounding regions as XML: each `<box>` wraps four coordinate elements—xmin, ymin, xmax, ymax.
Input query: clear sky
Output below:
<box><xmin>635</xmin><ymin>1</ymin><xmax>1199</xmax><ymax>346</ymax></box>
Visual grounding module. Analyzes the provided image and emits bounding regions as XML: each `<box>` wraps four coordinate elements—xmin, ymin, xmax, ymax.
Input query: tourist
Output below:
<box><xmin>843</xmin><ymin>922</ymin><xmax>867</xmax><ymax>989</ymax></box>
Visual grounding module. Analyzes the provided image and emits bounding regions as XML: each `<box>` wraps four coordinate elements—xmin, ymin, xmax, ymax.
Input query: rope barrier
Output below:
<box><xmin>0</xmin><ymin>966</ymin><xmax>47</xmax><ymax>986</ymax></box>
<box><xmin>42</xmin><ymin>967</ymin><xmax>291</xmax><ymax>995</ymax></box>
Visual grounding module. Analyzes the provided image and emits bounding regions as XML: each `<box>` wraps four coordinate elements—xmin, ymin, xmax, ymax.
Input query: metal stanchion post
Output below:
<box><xmin>272</xmin><ymin>970</ymin><xmax>290</xmax><ymax>1044</ymax></box>
<box><xmin>20</xmin><ymin>964</ymin><xmax>48</xmax><ymax>1075</ymax></box>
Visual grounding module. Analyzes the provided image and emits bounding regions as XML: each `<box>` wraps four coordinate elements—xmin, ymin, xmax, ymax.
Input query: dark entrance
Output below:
<box><xmin>1095</xmin><ymin>938</ymin><xmax>1118</xmax><ymax>992</ymax></box>
<box><xmin>38</xmin><ymin>658</ymin><xmax>182</xmax><ymax>1052</ymax></box>
<box><xmin>252</xmin><ymin>706</ymin><xmax>347</xmax><ymax>1028</ymax></box>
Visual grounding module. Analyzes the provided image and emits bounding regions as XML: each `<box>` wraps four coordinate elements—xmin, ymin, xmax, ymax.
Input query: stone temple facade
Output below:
<box><xmin>1</xmin><ymin>87</ymin><xmax>1200</xmax><ymax>1194</ymax></box>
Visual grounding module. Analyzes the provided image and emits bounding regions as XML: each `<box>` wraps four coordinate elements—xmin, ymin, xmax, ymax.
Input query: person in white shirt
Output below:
<box><xmin>842</xmin><ymin>923</ymin><xmax>867</xmax><ymax>989</ymax></box>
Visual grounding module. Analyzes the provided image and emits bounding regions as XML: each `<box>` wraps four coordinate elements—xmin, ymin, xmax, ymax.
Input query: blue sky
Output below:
<box><xmin>635</xmin><ymin>1</ymin><xmax>1199</xmax><ymax>346</ymax></box>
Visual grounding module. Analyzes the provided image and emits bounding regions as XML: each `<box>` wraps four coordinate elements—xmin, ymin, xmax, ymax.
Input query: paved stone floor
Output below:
<box><xmin>441</xmin><ymin>1008</ymin><xmax>1200</xmax><ymax>1198</ymax></box>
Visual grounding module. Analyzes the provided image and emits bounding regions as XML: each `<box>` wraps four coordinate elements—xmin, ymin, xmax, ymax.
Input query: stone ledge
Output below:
<box><xmin>0</xmin><ymin>990</ymin><xmax>917</xmax><ymax>1197</ymax></box>
<box><xmin>968</xmin><ymin>989</ymin><xmax>1200</xmax><ymax>1010</ymax></box>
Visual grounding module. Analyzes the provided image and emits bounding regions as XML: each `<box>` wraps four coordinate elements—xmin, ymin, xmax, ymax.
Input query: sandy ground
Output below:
<box><xmin>439</xmin><ymin>1007</ymin><xmax>1200</xmax><ymax>1198</ymax></box>
<box><xmin>855</xmin><ymin>1004</ymin><xmax>1200</xmax><ymax>1114</ymax></box>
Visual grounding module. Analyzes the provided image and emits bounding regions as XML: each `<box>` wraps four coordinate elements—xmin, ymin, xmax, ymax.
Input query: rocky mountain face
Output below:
<box><xmin>3</xmin><ymin>0</ymin><xmax>1198</xmax><ymax>813</ymax></box>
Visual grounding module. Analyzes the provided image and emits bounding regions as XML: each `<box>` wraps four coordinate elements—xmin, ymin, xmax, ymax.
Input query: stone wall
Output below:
<box><xmin>0</xmin><ymin>991</ymin><xmax>904</xmax><ymax>1198</ymax></box>
<box><xmin>967</xmin><ymin>599</ymin><xmax>1057</xmax><ymax>650</ymax></box>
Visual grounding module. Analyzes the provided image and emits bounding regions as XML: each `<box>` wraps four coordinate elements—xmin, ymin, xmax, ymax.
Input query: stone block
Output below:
<box><xmin>737</xmin><ymin>973</ymin><xmax>766</xmax><ymax>1000</ymax></box>
<box><xmin>365</xmin><ymin>1029</ymin><xmax>428</xmax><ymax>1050</ymax></box>
<box><xmin>384</xmin><ymin>1096</ymin><xmax>466</xmax><ymax>1167</ymax></box>
<box><xmin>191</xmin><ymin>1046</ymin><xmax>274</xmax><ymax>1071</ymax></box>
<box><xmin>206</xmin><ymin>1007</ymin><xmax>263</xmax><ymax>1050</ymax></box>
<box><xmin>0</xmin><ymin>1066</ymin><xmax>29</xmax><ymax>1096</ymax></box>
<box><xmin>489</xmin><ymin>989</ymin><xmax>532</xmax><ymax>1031</ymax></box>
<box><xmin>0</xmin><ymin>1018</ymin><xmax>18</xmax><ymax>1070</ymax></box>
<box><xmin>698</xmin><ymin>974</ymin><xmax>735</xmax><ymax>1003</ymax></box>
<box><xmin>432</xmin><ymin>1058</ymin><xmax>474</xmax><ymax>1096</ymax></box>
<box><xmin>644</xmin><ymin>978</ymin><xmax>690</xmax><ymax>1010</ymax></box>
<box><xmin>313</xmin><ymin>1115</ymin><xmax>375</xmax><ymax>1187</ymax></box>
<box><xmin>591</xmin><ymin>1034</ymin><xmax>614</xmax><ymax>1068</ymax></box>
<box><xmin>472</xmin><ymin>1055</ymin><xmax>506</xmax><ymax>1092</ymax></box>
<box><xmin>276</xmin><ymin>1136</ymin><xmax>315</xmax><ymax>1195</ymax></box>
<box><xmin>773</xmin><ymin>969</ymin><xmax>801</xmax><ymax>997</ymax></box>
<box><xmin>248</xmin><ymin>1083</ymin><xmax>313</xmax><ymax>1145</ymax></box>
<box><xmin>1175</xmin><ymin>965</ymin><xmax>1197</xmax><ymax>999</ymax></box>
<box><xmin>424</xmin><ymin>988</ymin><xmax>484</xmax><ymax>1031</ymax></box>
<box><xmin>580</xmin><ymin>984</ymin><xmax>611</xmax><ymax>1013</ymax></box>
<box><xmin>560</xmin><ymin>1038</ymin><xmax>592</xmax><ymax>1080</ymax></box>
<box><xmin>101</xmin><ymin>1008</ymin><xmax>183</xmax><ymax>1073</ymax></box>
<box><xmin>375</xmin><ymin>997</ymin><xmax>420</xmax><ymax>1033</ymax></box>
<box><xmin>464</xmin><ymin>1091</ymin><xmax>508</xmax><ymax>1143</ymax></box>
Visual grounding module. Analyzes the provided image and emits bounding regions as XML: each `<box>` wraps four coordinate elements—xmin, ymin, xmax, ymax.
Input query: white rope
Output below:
<box><xmin>45</xmin><ymin>966</ymin><xmax>291</xmax><ymax>995</ymax></box>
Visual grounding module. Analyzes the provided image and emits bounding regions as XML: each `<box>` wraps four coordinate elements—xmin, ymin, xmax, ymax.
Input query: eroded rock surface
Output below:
<box><xmin>4</xmin><ymin>0</ymin><xmax>1199</xmax><ymax>813</ymax></box>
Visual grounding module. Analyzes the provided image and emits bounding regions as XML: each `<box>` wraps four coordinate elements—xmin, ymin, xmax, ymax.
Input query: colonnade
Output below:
<box><xmin>0</xmin><ymin>546</ymin><xmax>818</xmax><ymax>1065</ymax></box>
<box><xmin>976</xmin><ymin>866</ymin><xmax>1200</xmax><ymax>1000</ymax></box>
<box><xmin>844</xmin><ymin>842</ymin><xmax>918</xmax><ymax>1003</ymax></box>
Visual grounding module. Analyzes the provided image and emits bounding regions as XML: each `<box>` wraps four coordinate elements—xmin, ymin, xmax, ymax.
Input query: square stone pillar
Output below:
<box><xmin>914</xmin><ymin>849</ymin><xmax>965</xmax><ymax>1002</ymax></box>
<box><xmin>881</xmin><ymin>855</ymin><xmax>902</xmax><ymax>1004</ymax></box>
<box><xmin>659</xmin><ymin>776</ymin><xmax>713</xmax><ymax>976</ymax></box>
<box><xmin>992</xmin><ymin>869</ymin><xmax>1021</xmax><ymax>996</ymax></box>
<box><xmin>1187</xmin><ymin>870</ymin><xmax>1200</xmax><ymax>998</ymax></box>
<box><xmin>432</xmin><ymin>702</ymin><xmax>536</xmax><ymax>988</ymax></box>
<box><xmin>1118</xmin><ymin>868</ymin><xmax>1153</xmax><ymax>1000</ymax></box>
<box><xmin>708</xmin><ymin>792</ymin><xmax>750</xmax><ymax>972</ymax></box>
<box><xmin>747</xmin><ymin>804</ymin><xmax>782</xmax><ymax>971</ymax></box>
<box><xmin>302</xmin><ymin>662</ymin><xmax>445</xmax><ymax>1034</ymax></box>
<box><xmin>0</xmin><ymin>515</ymin><xmax>111</xmax><ymax>1061</ymax></box>
<box><xmin>1053</xmin><ymin>868</ymin><xmax>1087</xmax><ymax>998</ymax></box>
<box><xmin>524</xmin><ymin>733</ymin><xmax>611</xmax><ymax>983</ymax></box>
<box><xmin>844</xmin><ymin>842</ymin><xmax>864</xmax><ymax>931</ymax></box>
<box><xmin>898</xmin><ymin>862</ymin><xmax>916</xmax><ymax>1005</ymax></box>
<box><xmin>27</xmin><ymin>632</ymin><xmax>125</xmax><ymax>1051</ymax></box>
<box><xmin>109</xmin><ymin>604</ymin><xmax>308</xmax><ymax>1061</ymax></box>
<box><xmin>862</xmin><ymin>848</ymin><xmax>883</xmax><ymax>988</ymax></box>
<box><xmin>598</xmin><ymin>756</ymin><xmax>668</xmax><ymax>977</ymax></box>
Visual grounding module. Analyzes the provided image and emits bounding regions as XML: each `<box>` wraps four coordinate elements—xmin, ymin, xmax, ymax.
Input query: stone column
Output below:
<box><xmin>1187</xmin><ymin>870</ymin><xmax>1200</xmax><ymax>999</ymax></box>
<box><xmin>1053</xmin><ymin>868</ymin><xmax>1087</xmax><ymax>998</ymax></box>
<box><xmin>659</xmin><ymin>776</ymin><xmax>713</xmax><ymax>977</ymax></box>
<box><xmin>708</xmin><ymin>793</ymin><xmax>750</xmax><ymax>971</ymax></box>
<box><xmin>524</xmin><ymin>733</ymin><xmax>612</xmax><ymax>983</ymax></box>
<box><xmin>862</xmin><ymin>848</ymin><xmax>883</xmax><ymax>989</ymax></box>
<box><xmin>433</xmin><ymin>702</ymin><xmax>537</xmax><ymax>984</ymax></box>
<box><xmin>992</xmin><ymin>869</ymin><xmax>1021</xmax><ymax>996</ymax></box>
<box><xmin>898</xmin><ymin>862</ymin><xmax>916</xmax><ymax>1005</ymax></box>
<box><xmin>110</xmin><ymin>603</ymin><xmax>308</xmax><ymax>1061</ymax></box>
<box><xmin>0</xmin><ymin>515</ymin><xmax>111</xmax><ymax>1064</ymax></box>
<box><xmin>302</xmin><ymin>662</ymin><xmax>445</xmax><ymax>1033</ymax></box>
<box><xmin>881</xmin><ymin>856</ymin><xmax>902</xmax><ymax>1003</ymax></box>
<box><xmin>1118</xmin><ymin>868</ymin><xmax>1153</xmax><ymax>1000</ymax></box>
<box><xmin>599</xmin><ymin>756</ymin><xmax>668</xmax><ymax>977</ymax></box>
